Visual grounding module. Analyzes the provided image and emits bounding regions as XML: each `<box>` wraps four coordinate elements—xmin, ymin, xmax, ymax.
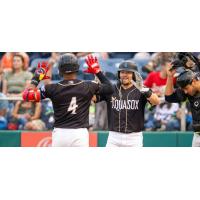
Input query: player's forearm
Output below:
<box><xmin>96</xmin><ymin>72</ymin><xmax>114</xmax><ymax>94</ymax></box>
<box><xmin>96</xmin><ymin>71</ymin><xmax>110</xmax><ymax>84</ymax></box>
<box><xmin>165</xmin><ymin>76</ymin><xmax>174</xmax><ymax>96</ymax></box>
<box><xmin>31</xmin><ymin>62</ymin><xmax>50</xmax><ymax>87</ymax></box>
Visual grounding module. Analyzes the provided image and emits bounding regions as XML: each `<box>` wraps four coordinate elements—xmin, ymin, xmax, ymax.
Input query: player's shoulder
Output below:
<box><xmin>51</xmin><ymin>80</ymin><xmax>83</xmax><ymax>89</ymax></box>
<box><xmin>41</xmin><ymin>83</ymin><xmax>54</xmax><ymax>92</ymax></box>
<box><xmin>84</xmin><ymin>80</ymin><xmax>99</xmax><ymax>89</ymax></box>
<box><xmin>85</xmin><ymin>80</ymin><xmax>99</xmax><ymax>85</ymax></box>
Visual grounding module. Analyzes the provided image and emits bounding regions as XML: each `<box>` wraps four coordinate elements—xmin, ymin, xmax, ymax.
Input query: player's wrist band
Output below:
<box><xmin>144</xmin><ymin>89</ymin><xmax>152</xmax><ymax>99</ymax></box>
<box><xmin>31</xmin><ymin>79</ymin><xmax>39</xmax><ymax>86</ymax></box>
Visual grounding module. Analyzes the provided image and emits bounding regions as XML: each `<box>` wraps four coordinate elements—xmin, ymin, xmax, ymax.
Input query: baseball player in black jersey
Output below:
<box><xmin>165</xmin><ymin>68</ymin><xmax>200</xmax><ymax>147</ymax></box>
<box><xmin>99</xmin><ymin>61</ymin><xmax>160</xmax><ymax>147</ymax></box>
<box><xmin>22</xmin><ymin>53</ymin><xmax>113</xmax><ymax>147</ymax></box>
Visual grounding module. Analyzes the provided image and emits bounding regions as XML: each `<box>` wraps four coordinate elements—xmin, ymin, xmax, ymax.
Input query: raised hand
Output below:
<box><xmin>31</xmin><ymin>62</ymin><xmax>50</xmax><ymax>86</ymax></box>
<box><xmin>84</xmin><ymin>55</ymin><xmax>101</xmax><ymax>74</ymax></box>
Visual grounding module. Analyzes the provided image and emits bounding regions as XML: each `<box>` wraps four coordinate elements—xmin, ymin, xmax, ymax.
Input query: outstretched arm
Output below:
<box><xmin>164</xmin><ymin>66</ymin><xmax>187</xmax><ymax>103</ymax></box>
<box><xmin>165</xmin><ymin>67</ymin><xmax>176</xmax><ymax>96</ymax></box>
<box><xmin>85</xmin><ymin>55</ymin><xmax>114</xmax><ymax>95</ymax></box>
<box><xmin>140</xmin><ymin>88</ymin><xmax>160</xmax><ymax>106</ymax></box>
<box><xmin>22</xmin><ymin>62</ymin><xmax>50</xmax><ymax>102</ymax></box>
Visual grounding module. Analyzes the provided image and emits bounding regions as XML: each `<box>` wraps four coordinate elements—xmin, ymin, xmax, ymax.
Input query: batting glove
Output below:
<box><xmin>84</xmin><ymin>55</ymin><xmax>101</xmax><ymax>74</ymax></box>
<box><xmin>31</xmin><ymin>62</ymin><xmax>50</xmax><ymax>86</ymax></box>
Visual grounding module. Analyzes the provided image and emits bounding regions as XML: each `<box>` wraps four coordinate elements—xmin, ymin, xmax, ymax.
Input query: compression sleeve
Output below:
<box><xmin>96</xmin><ymin>71</ymin><xmax>114</xmax><ymax>95</ymax></box>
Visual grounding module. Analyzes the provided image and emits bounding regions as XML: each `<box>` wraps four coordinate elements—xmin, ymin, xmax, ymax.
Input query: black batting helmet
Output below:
<box><xmin>58</xmin><ymin>53</ymin><xmax>79</xmax><ymax>76</ymax></box>
<box><xmin>118</xmin><ymin>61</ymin><xmax>138</xmax><ymax>81</ymax></box>
<box><xmin>176</xmin><ymin>69</ymin><xmax>199</xmax><ymax>88</ymax></box>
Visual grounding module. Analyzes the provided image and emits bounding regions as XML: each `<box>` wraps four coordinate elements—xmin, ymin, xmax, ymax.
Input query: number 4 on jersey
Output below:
<box><xmin>68</xmin><ymin>97</ymin><xmax>78</xmax><ymax>114</ymax></box>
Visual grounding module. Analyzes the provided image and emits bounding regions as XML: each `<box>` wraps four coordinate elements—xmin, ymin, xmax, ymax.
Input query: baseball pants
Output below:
<box><xmin>52</xmin><ymin>128</ymin><xmax>89</xmax><ymax>147</ymax></box>
<box><xmin>192</xmin><ymin>132</ymin><xmax>200</xmax><ymax>147</ymax></box>
<box><xmin>106</xmin><ymin>131</ymin><xmax>143</xmax><ymax>147</ymax></box>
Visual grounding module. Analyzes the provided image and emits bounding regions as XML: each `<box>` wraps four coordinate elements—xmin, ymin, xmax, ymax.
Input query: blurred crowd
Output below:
<box><xmin>0</xmin><ymin>52</ymin><xmax>198</xmax><ymax>131</ymax></box>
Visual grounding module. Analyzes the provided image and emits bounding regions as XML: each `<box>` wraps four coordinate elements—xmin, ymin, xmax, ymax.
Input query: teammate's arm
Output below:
<box><xmin>30</xmin><ymin>62</ymin><xmax>50</xmax><ymax>87</ymax></box>
<box><xmin>141</xmin><ymin>88</ymin><xmax>160</xmax><ymax>105</ymax></box>
<box><xmin>96</xmin><ymin>72</ymin><xmax>114</xmax><ymax>95</ymax></box>
<box><xmin>22</xmin><ymin>62</ymin><xmax>50</xmax><ymax>102</ymax></box>
<box><xmin>165</xmin><ymin>67</ymin><xmax>176</xmax><ymax>96</ymax></box>
<box><xmin>147</xmin><ymin>93</ymin><xmax>160</xmax><ymax>105</ymax></box>
<box><xmin>165</xmin><ymin>67</ymin><xmax>186</xmax><ymax>103</ymax></box>
<box><xmin>85</xmin><ymin>55</ymin><xmax>114</xmax><ymax>95</ymax></box>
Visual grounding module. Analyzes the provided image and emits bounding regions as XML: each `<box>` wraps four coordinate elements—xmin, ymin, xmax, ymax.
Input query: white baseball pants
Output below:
<box><xmin>106</xmin><ymin>131</ymin><xmax>143</xmax><ymax>147</ymax></box>
<box><xmin>52</xmin><ymin>128</ymin><xmax>89</xmax><ymax>147</ymax></box>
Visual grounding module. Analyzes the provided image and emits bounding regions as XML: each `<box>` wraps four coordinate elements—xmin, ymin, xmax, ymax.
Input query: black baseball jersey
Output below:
<box><xmin>40</xmin><ymin>79</ymin><xmax>99</xmax><ymax>129</ymax></box>
<box><xmin>165</xmin><ymin>89</ymin><xmax>200</xmax><ymax>131</ymax></box>
<box><xmin>100</xmin><ymin>83</ymin><xmax>148</xmax><ymax>133</ymax></box>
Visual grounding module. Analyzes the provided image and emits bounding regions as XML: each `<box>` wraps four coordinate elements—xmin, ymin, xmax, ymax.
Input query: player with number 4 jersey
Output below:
<box><xmin>22</xmin><ymin>53</ymin><xmax>113</xmax><ymax>147</ymax></box>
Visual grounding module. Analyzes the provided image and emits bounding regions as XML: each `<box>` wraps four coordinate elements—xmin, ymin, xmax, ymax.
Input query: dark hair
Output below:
<box><xmin>13</xmin><ymin>54</ymin><xmax>25</xmax><ymax>71</ymax></box>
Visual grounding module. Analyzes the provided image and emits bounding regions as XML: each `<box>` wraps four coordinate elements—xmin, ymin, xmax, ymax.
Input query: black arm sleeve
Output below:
<box><xmin>96</xmin><ymin>71</ymin><xmax>114</xmax><ymax>95</ymax></box>
<box><xmin>39</xmin><ymin>84</ymin><xmax>53</xmax><ymax>100</ymax></box>
<box><xmin>95</xmin><ymin>94</ymin><xmax>108</xmax><ymax>103</ymax></box>
<box><xmin>165</xmin><ymin>89</ymin><xmax>187</xmax><ymax>103</ymax></box>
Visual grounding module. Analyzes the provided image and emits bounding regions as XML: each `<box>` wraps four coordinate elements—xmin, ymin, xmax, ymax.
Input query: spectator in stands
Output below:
<box><xmin>48</xmin><ymin>52</ymin><xmax>60</xmax><ymax>69</ymax></box>
<box><xmin>144</xmin><ymin>60</ymin><xmax>174</xmax><ymax>99</ymax></box>
<box><xmin>133</xmin><ymin>52</ymin><xmax>151</xmax><ymax>78</ymax></box>
<box><xmin>0</xmin><ymin>92</ymin><xmax>8</xmax><ymax>130</ymax></box>
<box><xmin>152</xmin><ymin>102</ymin><xmax>179</xmax><ymax>131</ymax></box>
<box><xmin>28</xmin><ymin>52</ymin><xmax>51</xmax><ymax>64</ymax></box>
<box><xmin>4</xmin><ymin>54</ymin><xmax>33</xmax><ymax>97</ymax></box>
<box><xmin>72</xmin><ymin>52</ymin><xmax>108</xmax><ymax>59</ymax></box>
<box><xmin>141</xmin><ymin>60</ymin><xmax>157</xmax><ymax>75</ymax></box>
<box><xmin>1</xmin><ymin>52</ymin><xmax>30</xmax><ymax>72</ymax></box>
<box><xmin>0</xmin><ymin>61</ymin><xmax>8</xmax><ymax>129</ymax></box>
<box><xmin>151</xmin><ymin>52</ymin><xmax>175</xmax><ymax>68</ymax></box>
<box><xmin>0</xmin><ymin>52</ymin><xmax>14</xmax><ymax>72</ymax></box>
<box><xmin>9</xmin><ymin>101</ymin><xmax>45</xmax><ymax>130</ymax></box>
<box><xmin>0</xmin><ymin>60</ymin><xmax>7</xmax><ymax>94</ymax></box>
<box><xmin>108</xmin><ymin>52</ymin><xmax>135</xmax><ymax>60</ymax></box>
<box><xmin>166</xmin><ymin>103</ymin><xmax>193</xmax><ymax>131</ymax></box>
<box><xmin>17</xmin><ymin>52</ymin><xmax>30</xmax><ymax>70</ymax></box>
<box><xmin>144</xmin><ymin>60</ymin><xmax>179</xmax><ymax>130</ymax></box>
<box><xmin>40</xmin><ymin>100</ymin><xmax>54</xmax><ymax>130</ymax></box>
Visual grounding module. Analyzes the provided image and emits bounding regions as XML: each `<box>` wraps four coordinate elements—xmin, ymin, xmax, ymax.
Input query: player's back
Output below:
<box><xmin>42</xmin><ymin>79</ymin><xmax>99</xmax><ymax>128</ymax></box>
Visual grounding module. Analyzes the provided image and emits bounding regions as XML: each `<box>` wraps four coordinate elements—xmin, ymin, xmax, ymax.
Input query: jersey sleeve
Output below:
<box><xmin>39</xmin><ymin>84</ymin><xmax>54</xmax><ymax>99</ymax></box>
<box><xmin>165</xmin><ymin>88</ymin><xmax>187</xmax><ymax>103</ymax></box>
<box><xmin>140</xmin><ymin>92</ymin><xmax>148</xmax><ymax>105</ymax></box>
<box><xmin>88</xmin><ymin>81</ymin><xmax>100</xmax><ymax>96</ymax></box>
<box><xmin>97</xmin><ymin>72</ymin><xmax>114</xmax><ymax>95</ymax></box>
<box><xmin>95</xmin><ymin>93</ymin><xmax>110</xmax><ymax>102</ymax></box>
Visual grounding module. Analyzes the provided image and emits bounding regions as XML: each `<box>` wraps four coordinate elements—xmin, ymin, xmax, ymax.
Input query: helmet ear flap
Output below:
<box><xmin>132</xmin><ymin>72</ymin><xmax>136</xmax><ymax>82</ymax></box>
<box><xmin>117</xmin><ymin>71</ymin><xmax>120</xmax><ymax>79</ymax></box>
